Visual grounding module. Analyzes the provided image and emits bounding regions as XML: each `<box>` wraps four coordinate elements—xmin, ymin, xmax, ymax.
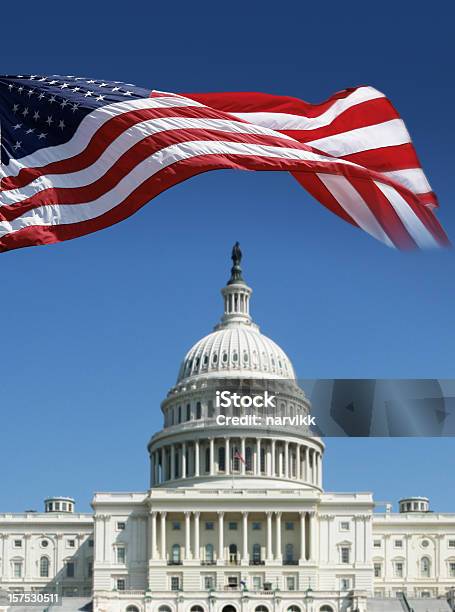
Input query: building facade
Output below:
<box><xmin>1</xmin><ymin>250</ymin><xmax>454</xmax><ymax>612</ymax></box>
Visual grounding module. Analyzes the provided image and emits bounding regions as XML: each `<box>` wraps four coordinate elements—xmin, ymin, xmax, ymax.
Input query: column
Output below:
<box><xmin>150</xmin><ymin>512</ymin><xmax>157</xmax><ymax>560</ymax></box>
<box><xmin>278</xmin><ymin>445</ymin><xmax>283</xmax><ymax>476</ymax></box>
<box><xmin>304</xmin><ymin>446</ymin><xmax>308</xmax><ymax>481</ymax></box>
<box><xmin>256</xmin><ymin>438</ymin><xmax>261</xmax><ymax>475</ymax></box>
<box><xmin>275</xmin><ymin>512</ymin><xmax>282</xmax><ymax>561</ymax></box>
<box><xmin>218</xmin><ymin>512</ymin><xmax>224</xmax><ymax>563</ymax></box>
<box><xmin>296</xmin><ymin>445</ymin><xmax>301</xmax><ymax>480</ymax></box>
<box><xmin>194</xmin><ymin>512</ymin><xmax>200</xmax><ymax>560</ymax></box>
<box><xmin>266</xmin><ymin>440</ymin><xmax>272</xmax><ymax>476</ymax></box>
<box><xmin>284</xmin><ymin>441</ymin><xmax>289</xmax><ymax>478</ymax></box>
<box><xmin>271</xmin><ymin>439</ymin><xmax>276</xmax><ymax>476</ymax></box>
<box><xmin>225</xmin><ymin>438</ymin><xmax>230</xmax><ymax>475</ymax></box>
<box><xmin>185</xmin><ymin>512</ymin><xmax>191</xmax><ymax>560</ymax></box>
<box><xmin>195</xmin><ymin>440</ymin><xmax>200</xmax><ymax>477</ymax></box>
<box><xmin>161</xmin><ymin>447</ymin><xmax>167</xmax><ymax>481</ymax></box>
<box><xmin>150</xmin><ymin>452</ymin><xmax>155</xmax><ymax>487</ymax></box>
<box><xmin>299</xmin><ymin>512</ymin><xmax>306</xmax><ymax>563</ymax></box>
<box><xmin>182</xmin><ymin>442</ymin><xmax>187</xmax><ymax>478</ymax></box>
<box><xmin>210</xmin><ymin>438</ymin><xmax>215</xmax><ymax>476</ymax></box>
<box><xmin>266</xmin><ymin>512</ymin><xmax>273</xmax><ymax>561</ymax></box>
<box><xmin>242</xmin><ymin>512</ymin><xmax>249</xmax><ymax>563</ymax></box>
<box><xmin>308</xmin><ymin>511</ymin><xmax>317</xmax><ymax>562</ymax></box>
<box><xmin>241</xmin><ymin>437</ymin><xmax>246</xmax><ymax>475</ymax></box>
<box><xmin>170</xmin><ymin>444</ymin><xmax>175</xmax><ymax>480</ymax></box>
<box><xmin>266</xmin><ymin>512</ymin><xmax>273</xmax><ymax>560</ymax></box>
<box><xmin>160</xmin><ymin>512</ymin><xmax>167</xmax><ymax>560</ymax></box>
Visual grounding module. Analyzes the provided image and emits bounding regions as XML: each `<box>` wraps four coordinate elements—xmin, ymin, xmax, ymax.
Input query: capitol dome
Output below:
<box><xmin>177</xmin><ymin>243</ymin><xmax>295</xmax><ymax>383</ymax></box>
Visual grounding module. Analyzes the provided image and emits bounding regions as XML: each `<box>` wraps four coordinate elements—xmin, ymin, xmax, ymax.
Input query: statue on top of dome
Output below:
<box><xmin>228</xmin><ymin>242</ymin><xmax>245</xmax><ymax>285</ymax></box>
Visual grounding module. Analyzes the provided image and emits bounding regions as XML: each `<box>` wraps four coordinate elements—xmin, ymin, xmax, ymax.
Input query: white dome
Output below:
<box><xmin>176</xmin><ymin>244</ymin><xmax>296</xmax><ymax>383</ymax></box>
<box><xmin>177</xmin><ymin>322</ymin><xmax>295</xmax><ymax>383</ymax></box>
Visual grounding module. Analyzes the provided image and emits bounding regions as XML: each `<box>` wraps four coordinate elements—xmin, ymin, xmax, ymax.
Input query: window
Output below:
<box><xmin>227</xmin><ymin>576</ymin><xmax>238</xmax><ymax>588</ymax></box>
<box><xmin>421</xmin><ymin>539</ymin><xmax>429</xmax><ymax>547</ymax></box>
<box><xmin>374</xmin><ymin>540</ymin><xmax>381</xmax><ymax>548</ymax></box>
<box><xmin>205</xmin><ymin>544</ymin><xmax>214</xmax><ymax>563</ymax></box>
<box><xmin>218</xmin><ymin>447</ymin><xmax>226</xmax><ymax>472</ymax></box>
<box><xmin>340</xmin><ymin>577</ymin><xmax>351</xmax><ymax>590</ymax></box>
<box><xmin>13</xmin><ymin>539</ymin><xmax>22</xmax><ymax>548</ymax></box>
<box><xmin>87</xmin><ymin>561</ymin><xmax>93</xmax><ymax>577</ymax></box>
<box><xmin>421</xmin><ymin>557</ymin><xmax>430</xmax><ymax>577</ymax></box>
<box><xmin>340</xmin><ymin>521</ymin><xmax>350</xmax><ymax>531</ymax></box>
<box><xmin>229</xmin><ymin>543</ymin><xmax>238</xmax><ymax>563</ymax></box>
<box><xmin>228</xmin><ymin>522</ymin><xmax>238</xmax><ymax>530</ymax></box>
<box><xmin>159</xmin><ymin>607</ymin><xmax>172</xmax><ymax>612</ymax></box>
<box><xmin>205</xmin><ymin>448</ymin><xmax>210</xmax><ymax>473</ymax></box>
<box><xmin>172</xmin><ymin>521</ymin><xmax>181</xmax><ymax>530</ymax></box>
<box><xmin>252</xmin><ymin>522</ymin><xmax>262</xmax><ymax>530</ymax></box>
<box><xmin>116</xmin><ymin>522</ymin><xmax>126</xmax><ymax>531</ymax></box>
<box><xmin>67</xmin><ymin>539</ymin><xmax>76</xmax><ymax>548</ymax></box>
<box><xmin>285</xmin><ymin>543</ymin><xmax>294</xmax><ymax>562</ymax></box>
<box><xmin>252</xmin><ymin>577</ymin><xmax>262</xmax><ymax>591</ymax></box>
<box><xmin>374</xmin><ymin>563</ymin><xmax>382</xmax><ymax>577</ymax></box>
<box><xmin>126</xmin><ymin>607</ymin><xmax>140</xmax><ymax>612</ymax></box>
<box><xmin>186</xmin><ymin>404</ymin><xmax>191</xmax><ymax>421</ymax></box>
<box><xmin>88</xmin><ymin>539</ymin><xmax>94</xmax><ymax>547</ymax></box>
<box><xmin>449</xmin><ymin>539</ymin><xmax>455</xmax><ymax>548</ymax></box>
<box><xmin>285</xmin><ymin>522</ymin><xmax>294</xmax><ymax>530</ymax></box>
<box><xmin>449</xmin><ymin>562</ymin><xmax>455</xmax><ymax>577</ymax></box>
<box><xmin>320</xmin><ymin>607</ymin><xmax>334</xmax><ymax>612</ymax></box>
<box><xmin>394</xmin><ymin>539</ymin><xmax>403</xmax><ymax>548</ymax></box>
<box><xmin>255</xmin><ymin>606</ymin><xmax>268</xmax><ymax>612</ymax></box>
<box><xmin>245</xmin><ymin>447</ymin><xmax>253</xmax><ymax>471</ymax></box>
<box><xmin>252</xmin><ymin>543</ymin><xmax>261</xmax><ymax>563</ymax></box>
<box><xmin>40</xmin><ymin>556</ymin><xmax>50</xmax><ymax>577</ymax></box>
<box><xmin>66</xmin><ymin>562</ymin><xmax>75</xmax><ymax>578</ymax></box>
<box><xmin>171</xmin><ymin>576</ymin><xmax>180</xmax><ymax>591</ymax></box>
<box><xmin>205</xmin><ymin>521</ymin><xmax>214</xmax><ymax>530</ymax></box>
<box><xmin>204</xmin><ymin>575</ymin><xmax>214</xmax><ymax>589</ymax></box>
<box><xmin>172</xmin><ymin>544</ymin><xmax>181</xmax><ymax>563</ymax></box>
<box><xmin>191</xmin><ymin>607</ymin><xmax>204</xmax><ymax>612</ymax></box>
<box><xmin>116</xmin><ymin>547</ymin><xmax>126</xmax><ymax>563</ymax></box>
<box><xmin>196</xmin><ymin>402</ymin><xmax>202</xmax><ymax>419</ymax></box>
<box><xmin>288</xmin><ymin>607</ymin><xmax>301</xmax><ymax>612</ymax></box>
<box><xmin>41</xmin><ymin>539</ymin><xmax>49</xmax><ymax>548</ymax></box>
<box><xmin>395</xmin><ymin>562</ymin><xmax>404</xmax><ymax>577</ymax></box>
<box><xmin>341</xmin><ymin>547</ymin><xmax>350</xmax><ymax>564</ymax></box>
<box><xmin>116</xmin><ymin>578</ymin><xmax>125</xmax><ymax>591</ymax></box>
<box><xmin>13</xmin><ymin>561</ymin><xmax>23</xmax><ymax>578</ymax></box>
<box><xmin>286</xmin><ymin>576</ymin><xmax>296</xmax><ymax>591</ymax></box>
<box><xmin>178</xmin><ymin>405</ymin><xmax>182</xmax><ymax>423</ymax></box>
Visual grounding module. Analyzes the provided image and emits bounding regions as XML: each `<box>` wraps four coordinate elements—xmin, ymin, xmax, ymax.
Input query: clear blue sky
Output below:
<box><xmin>1</xmin><ymin>2</ymin><xmax>454</xmax><ymax>513</ymax></box>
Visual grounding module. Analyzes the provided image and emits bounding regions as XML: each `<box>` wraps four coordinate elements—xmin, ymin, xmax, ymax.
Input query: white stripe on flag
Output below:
<box><xmin>374</xmin><ymin>181</ymin><xmax>439</xmax><ymax>249</ymax></box>
<box><xmin>307</xmin><ymin>119</ymin><xmax>411</xmax><ymax>157</ymax></box>
<box><xmin>230</xmin><ymin>86</ymin><xmax>385</xmax><ymax>131</ymax></box>
<box><xmin>0</xmin><ymin>140</ymin><xmax>360</xmax><ymax>237</ymax></box>
<box><xmin>316</xmin><ymin>173</ymin><xmax>395</xmax><ymax>247</ymax></box>
<box><xmin>382</xmin><ymin>168</ymin><xmax>432</xmax><ymax>195</ymax></box>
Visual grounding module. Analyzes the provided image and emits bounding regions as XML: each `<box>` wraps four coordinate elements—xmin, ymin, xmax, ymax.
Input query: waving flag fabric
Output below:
<box><xmin>0</xmin><ymin>75</ymin><xmax>449</xmax><ymax>252</ymax></box>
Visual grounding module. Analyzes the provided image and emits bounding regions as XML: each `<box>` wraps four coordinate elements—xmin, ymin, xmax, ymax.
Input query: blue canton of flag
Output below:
<box><xmin>0</xmin><ymin>74</ymin><xmax>150</xmax><ymax>166</ymax></box>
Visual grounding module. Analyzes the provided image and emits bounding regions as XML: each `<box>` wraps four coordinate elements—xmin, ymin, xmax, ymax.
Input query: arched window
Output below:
<box><xmin>191</xmin><ymin>607</ymin><xmax>204</xmax><ymax>612</ymax></box>
<box><xmin>421</xmin><ymin>556</ymin><xmax>431</xmax><ymax>577</ymax></box>
<box><xmin>320</xmin><ymin>607</ymin><xmax>334</xmax><ymax>612</ymax></box>
<box><xmin>196</xmin><ymin>402</ymin><xmax>202</xmax><ymax>419</ymax></box>
<box><xmin>40</xmin><ymin>556</ymin><xmax>49</xmax><ymax>577</ymax></box>
<box><xmin>255</xmin><ymin>607</ymin><xmax>268</xmax><ymax>612</ymax></box>
<box><xmin>218</xmin><ymin>447</ymin><xmax>226</xmax><ymax>471</ymax></box>
<box><xmin>285</xmin><ymin>543</ymin><xmax>294</xmax><ymax>562</ymax></box>
<box><xmin>126</xmin><ymin>607</ymin><xmax>140</xmax><ymax>612</ymax></box>
<box><xmin>171</xmin><ymin>544</ymin><xmax>180</xmax><ymax>563</ymax></box>
<box><xmin>229</xmin><ymin>543</ymin><xmax>238</xmax><ymax>563</ymax></box>
<box><xmin>288</xmin><ymin>607</ymin><xmax>301</xmax><ymax>612</ymax></box>
<box><xmin>205</xmin><ymin>544</ymin><xmax>214</xmax><ymax>563</ymax></box>
<box><xmin>260</xmin><ymin>447</ymin><xmax>266</xmax><ymax>473</ymax></box>
<box><xmin>252</xmin><ymin>543</ymin><xmax>261</xmax><ymax>563</ymax></box>
<box><xmin>205</xmin><ymin>447</ymin><xmax>210</xmax><ymax>473</ymax></box>
<box><xmin>159</xmin><ymin>607</ymin><xmax>172</xmax><ymax>612</ymax></box>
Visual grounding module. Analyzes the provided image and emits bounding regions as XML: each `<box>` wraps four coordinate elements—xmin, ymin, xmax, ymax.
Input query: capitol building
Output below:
<box><xmin>1</xmin><ymin>247</ymin><xmax>455</xmax><ymax>612</ymax></box>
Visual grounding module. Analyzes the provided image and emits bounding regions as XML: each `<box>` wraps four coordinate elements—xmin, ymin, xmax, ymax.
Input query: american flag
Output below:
<box><xmin>0</xmin><ymin>75</ymin><xmax>449</xmax><ymax>252</ymax></box>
